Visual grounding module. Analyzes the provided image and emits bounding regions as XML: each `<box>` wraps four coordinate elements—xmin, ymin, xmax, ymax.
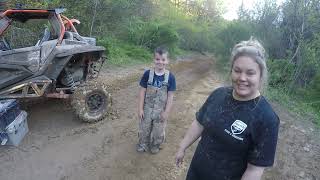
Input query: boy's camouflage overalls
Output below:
<box><xmin>138</xmin><ymin>69</ymin><xmax>170</xmax><ymax>152</ymax></box>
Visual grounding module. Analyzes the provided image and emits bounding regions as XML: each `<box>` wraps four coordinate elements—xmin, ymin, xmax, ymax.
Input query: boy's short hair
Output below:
<box><xmin>154</xmin><ymin>46</ymin><xmax>168</xmax><ymax>56</ymax></box>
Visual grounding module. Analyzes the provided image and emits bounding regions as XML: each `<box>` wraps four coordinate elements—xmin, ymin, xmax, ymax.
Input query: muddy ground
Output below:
<box><xmin>0</xmin><ymin>55</ymin><xmax>319</xmax><ymax>180</ymax></box>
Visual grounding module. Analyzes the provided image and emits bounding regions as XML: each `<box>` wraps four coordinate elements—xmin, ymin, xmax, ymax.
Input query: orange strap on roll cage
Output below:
<box><xmin>61</xmin><ymin>14</ymin><xmax>79</xmax><ymax>33</ymax></box>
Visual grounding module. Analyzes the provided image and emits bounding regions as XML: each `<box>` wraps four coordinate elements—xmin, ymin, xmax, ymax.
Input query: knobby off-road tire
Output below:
<box><xmin>71</xmin><ymin>82</ymin><xmax>111</xmax><ymax>123</ymax></box>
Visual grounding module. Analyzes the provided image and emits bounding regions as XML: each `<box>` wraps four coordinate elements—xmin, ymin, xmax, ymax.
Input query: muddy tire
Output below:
<box><xmin>71</xmin><ymin>82</ymin><xmax>111</xmax><ymax>123</ymax></box>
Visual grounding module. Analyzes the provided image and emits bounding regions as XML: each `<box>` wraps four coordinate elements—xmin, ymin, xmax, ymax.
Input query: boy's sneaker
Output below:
<box><xmin>136</xmin><ymin>144</ymin><xmax>147</xmax><ymax>152</ymax></box>
<box><xmin>150</xmin><ymin>146</ymin><xmax>160</xmax><ymax>154</ymax></box>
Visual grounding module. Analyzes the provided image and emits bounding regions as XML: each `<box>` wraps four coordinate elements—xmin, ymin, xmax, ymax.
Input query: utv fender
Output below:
<box><xmin>55</xmin><ymin>45</ymin><xmax>105</xmax><ymax>57</ymax></box>
<box><xmin>43</xmin><ymin>56</ymin><xmax>72</xmax><ymax>80</ymax></box>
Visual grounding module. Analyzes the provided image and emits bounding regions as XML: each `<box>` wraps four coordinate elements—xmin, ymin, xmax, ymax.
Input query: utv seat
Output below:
<box><xmin>63</xmin><ymin>31</ymin><xmax>73</xmax><ymax>40</ymax></box>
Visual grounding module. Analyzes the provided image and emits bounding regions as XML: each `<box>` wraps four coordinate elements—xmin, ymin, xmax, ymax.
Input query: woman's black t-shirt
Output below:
<box><xmin>187</xmin><ymin>87</ymin><xmax>279</xmax><ymax>180</ymax></box>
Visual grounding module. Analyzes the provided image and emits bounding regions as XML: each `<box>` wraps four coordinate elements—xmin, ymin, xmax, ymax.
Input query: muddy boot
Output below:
<box><xmin>136</xmin><ymin>144</ymin><xmax>147</xmax><ymax>153</ymax></box>
<box><xmin>150</xmin><ymin>145</ymin><xmax>160</xmax><ymax>154</ymax></box>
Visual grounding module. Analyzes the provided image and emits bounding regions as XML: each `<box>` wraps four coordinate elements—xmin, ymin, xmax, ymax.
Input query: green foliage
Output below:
<box><xmin>6</xmin><ymin>1</ymin><xmax>40</xmax><ymax>8</ymax></box>
<box><xmin>212</xmin><ymin>21</ymin><xmax>252</xmax><ymax>66</ymax></box>
<box><xmin>267</xmin><ymin>59</ymin><xmax>295</xmax><ymax>88</ymax></box>
<box><xmin>290</xmin><ymin>70</ymin><xmax>320</xmax><ymax>125</ymax></box>
<box><xmin>98</xmin><ymin>37</ymin><xmax>152</xmax><ymax>66</ymax></box>
<box><xmin>177</xmin><ymin>23</ymin><xmax>209</xmax><ymax>52</ymax></box>
<box><xmin>124</xmin><ymin>18</ymin><xmax>179</xmax><ymax>53</ymax></box>
<box><xmin>266</xmin><ymin>87</ymin><xmax>320</xmax><ymax>126</ymax></box>
<box><xmin>266</xmin><ymin>50</ymin><xmax>320</xmax><ymax>126</ymax></box>
<box><xmin>304</xmin><ymin>72</ymin><xmax>320</xmax><ymax>113</ymax></box>
<box><xmin>231</xmin><ymin>0</ymin><xmax>320</xmax><ymax>125</ymax></box>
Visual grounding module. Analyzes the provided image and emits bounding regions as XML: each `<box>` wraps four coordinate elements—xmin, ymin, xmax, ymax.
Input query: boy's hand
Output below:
<box><xmin>138</xmin><ymin>109</ymin><xmax>144</xmax><ymax>121</ymax></box>
<box><xmin>160</xmin><ymin>111</ymin><xmax>168</xmax><ymax>122</ymax></box>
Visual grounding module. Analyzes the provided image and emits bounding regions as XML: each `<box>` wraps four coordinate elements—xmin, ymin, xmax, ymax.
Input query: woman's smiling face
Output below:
<box><xmin>231</xmin><ymin>56</ymin><xmax>261</xmax><ymax>101</ymax></box>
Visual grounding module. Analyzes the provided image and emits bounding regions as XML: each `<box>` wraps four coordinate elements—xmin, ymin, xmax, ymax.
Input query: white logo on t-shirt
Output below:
<box><xmin>231</xmin><ymin>120</ymin><xmax>247</xmax><ymax>135</ymax></box>
<box><xmin>224</xmin><ymin>120</ymin><xmax>247</xmax><ymax>141</ymax></box>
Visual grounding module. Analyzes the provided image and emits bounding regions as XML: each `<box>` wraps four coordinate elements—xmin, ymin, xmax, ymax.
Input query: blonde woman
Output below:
<box><xmin>175</xmin><ymin>38</ymin><xmax>279</xmax><ymax>180</ymax></box>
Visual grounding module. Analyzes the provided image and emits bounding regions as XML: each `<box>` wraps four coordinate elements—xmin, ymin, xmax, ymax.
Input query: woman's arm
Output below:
<box><xmin>175</xmin><ymin>120</ymin><xmax>204</xmax><ymax>167</ymax></box>
<box><xmin>241</xmin><ymin>163</ymin><xmax>265</xmax><ymax>180</ymax></box>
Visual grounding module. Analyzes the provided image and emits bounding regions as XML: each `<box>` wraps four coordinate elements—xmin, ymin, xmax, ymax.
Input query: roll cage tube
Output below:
<box><xmin>3</xmin><ymin>9</ymin><xmax>50</xmax><ymax>17</ymax></box>
<box><xmin>56</xmin><ymin>13</ymin><xmax>65</xmax><ymax>45</ymax></box>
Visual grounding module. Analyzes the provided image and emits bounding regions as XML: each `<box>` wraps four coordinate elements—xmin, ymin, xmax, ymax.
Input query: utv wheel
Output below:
<box><xmin>71</xmin><ymin>82</ymin><xmax>111</xmax><ymax>123</ymax></box>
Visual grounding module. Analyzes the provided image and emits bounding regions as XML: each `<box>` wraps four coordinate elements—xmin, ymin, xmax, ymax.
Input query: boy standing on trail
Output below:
<box><xmin>136</xmin><ymin>47</ymin><xmax>176</xmax><ymax>154</ymax></box>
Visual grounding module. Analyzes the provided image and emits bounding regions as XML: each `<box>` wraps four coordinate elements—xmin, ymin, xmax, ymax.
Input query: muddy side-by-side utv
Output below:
<box><xmin>0</xmin><ymin>8</ymin><xmax>111</xmax><ymax>122</ymax></box>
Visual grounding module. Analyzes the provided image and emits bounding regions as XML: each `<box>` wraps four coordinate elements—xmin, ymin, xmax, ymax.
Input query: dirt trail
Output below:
<box><xmin>0</xmin><ymin>55</ymin><xmax>319</xmax><ymax>180</ymax></box>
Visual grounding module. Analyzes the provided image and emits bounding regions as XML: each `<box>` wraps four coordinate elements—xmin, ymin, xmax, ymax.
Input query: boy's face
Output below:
<box><xmin>154</xmin><ymin>53</ymin><xmax>169</xmax><ymax>71</ymax></box>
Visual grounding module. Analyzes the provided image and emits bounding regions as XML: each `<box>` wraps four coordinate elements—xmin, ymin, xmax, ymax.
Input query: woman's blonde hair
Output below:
<box><xmin>230</xmin><ymin>37</ymin><xmax>268</xmax><ymax>93</ymax></box>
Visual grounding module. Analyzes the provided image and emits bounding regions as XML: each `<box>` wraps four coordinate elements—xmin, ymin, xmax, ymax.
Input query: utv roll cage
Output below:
<box><xmin>0</xmin><ymin>8</ymin><xmax>78</xmax><ymax>45</ymax></box>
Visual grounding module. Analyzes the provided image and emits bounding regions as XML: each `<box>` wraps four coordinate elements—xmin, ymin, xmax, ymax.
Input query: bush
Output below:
<box><xmin>305</xmin><ymin>72</ymin><xmax>320</xmax><ymax>112</ymax></box>
<box><xmin>267</xmin><ymin>59</ymin><xmax>295</xmax><ymax>88</ymax></box>
<box><xmin>123</xmin><ymin>18</ymin><xmax>179</xmax><ymax>54</ymax></box>
<box><xmin>179</xmin><ymin>28</ymin><xmax>216</xmax><ymax>53</ymax></box>
<box><xmin>213</xmin><ymin>21</ymin><xmax>252</xmax><ymax>65</ymax></box>
<box><xmin>98</xmin><ymin>37</ymin><xmax>152</xmax><ymax>66</ymax></box>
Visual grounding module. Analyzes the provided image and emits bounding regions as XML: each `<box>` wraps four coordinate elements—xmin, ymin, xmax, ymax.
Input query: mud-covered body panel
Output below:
<box><xmin>0</xmin><ymin>46</ymin><xmax>41</xmax><ymax>72</ymax></box>
<box><xmin>55</xmin><ymin>44</ymin><xmax>105</xmax><ymax>58</ymax></box>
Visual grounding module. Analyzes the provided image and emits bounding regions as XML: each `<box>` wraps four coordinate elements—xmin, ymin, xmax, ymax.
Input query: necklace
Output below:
<box><xmin>232</xmin><ymin>90</ymin><xmax>261</xmax><ymax>101</ymax></box>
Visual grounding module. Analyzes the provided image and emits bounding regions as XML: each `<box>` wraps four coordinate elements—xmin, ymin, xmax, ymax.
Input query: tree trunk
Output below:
<box><xmin>90</xmin><ymin>0</ymin><xmax>99</xmax><ymax>37</ymax></box>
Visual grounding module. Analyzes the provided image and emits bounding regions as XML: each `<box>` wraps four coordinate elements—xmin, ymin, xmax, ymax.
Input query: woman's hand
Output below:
<box><xmin>175</xmin><ymin>120</ymin><xmax>204</xmax><ymax>168</ymax></box>
<box><xmin>241</xmin><ymin>163</ymin><xmax>265</xmax><ymax>180</ymax></box>
<box><xmin>175</xmin><ymin>148</ymin><xmax>185</xmax><ymax>167</ymax></box>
